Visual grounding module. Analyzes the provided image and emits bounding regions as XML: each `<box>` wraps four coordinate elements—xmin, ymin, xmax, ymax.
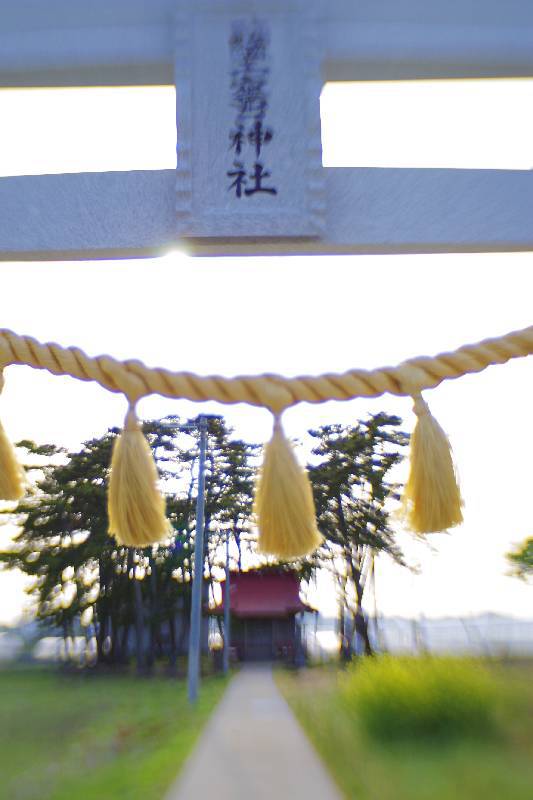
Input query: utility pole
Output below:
<box><xmin>223</xmin><ymin>527</ymin><xmax>231</xmax><ymax>675</ymax></box>
<box><xmin>187</xmin><ymin>415</ymin><xmax>207</xmax><ymax>704</ymax></box>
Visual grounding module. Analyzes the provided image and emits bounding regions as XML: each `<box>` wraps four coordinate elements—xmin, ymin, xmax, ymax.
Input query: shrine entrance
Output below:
<box><xmin>211</xmin><ymin>569</ymin><xmax>311</xmax><ymax>663</ymax></box>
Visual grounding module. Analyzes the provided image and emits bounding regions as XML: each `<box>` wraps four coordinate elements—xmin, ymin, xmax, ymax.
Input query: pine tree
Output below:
<box><xmin>307</xmin><ymin>413</ymin><xmax>408</xmax><ymax>656</ymax></box>
<box><xmin>0</xmin><ymin>415</ymin><xmax>259</xmax><ymax>671</ymax></box>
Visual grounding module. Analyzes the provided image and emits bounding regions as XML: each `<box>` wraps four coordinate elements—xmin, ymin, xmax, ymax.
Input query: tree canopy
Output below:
<box><xmin>307</xmin><ymin>413</ymin><xmax>409</xmax><ymax>655</ymax></box>
<box><xmin>1</xmin><ymin>411</ymin><xmax>409</xmax><ymax>666</ymax></box>
<box><xmin>507</xmin><ymin>537</ymin><xmax>533</xmax><ymax>580</ymax></box>
<box><xmin>0</xmin><ymin>415</ymin><xmax>259</xmax><ymax>670</ymax></box>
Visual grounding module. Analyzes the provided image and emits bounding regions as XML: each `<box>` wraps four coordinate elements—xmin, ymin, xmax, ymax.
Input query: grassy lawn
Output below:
<box><xmin>277</xmin><ymin>660</ymin><xmax>533</xmax><ymax>800</ymax></box>
<box><xmin>0</xmin><ymin>667</ymin><xmax>228</xmax><ymax>800</ymax></box>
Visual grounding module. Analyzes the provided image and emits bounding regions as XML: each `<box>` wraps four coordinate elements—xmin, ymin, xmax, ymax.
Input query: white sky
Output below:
<box><xmin>1</xmin><ymin>80</ymin><xmax>533</xmax><ymax>624</ymax></box>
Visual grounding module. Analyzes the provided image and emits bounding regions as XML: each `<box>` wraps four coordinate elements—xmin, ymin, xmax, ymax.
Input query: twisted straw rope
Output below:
<box><xmin>0</xmin><ymin>325</ymin><xmax>532</xmax><ymax>414</ymax></box>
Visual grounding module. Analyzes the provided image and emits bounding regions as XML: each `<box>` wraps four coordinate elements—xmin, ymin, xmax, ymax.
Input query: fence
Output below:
<box><xmin>306</xmin><ymin>614</ymin><xmax>533</xmax><ymax>660</ymax></box>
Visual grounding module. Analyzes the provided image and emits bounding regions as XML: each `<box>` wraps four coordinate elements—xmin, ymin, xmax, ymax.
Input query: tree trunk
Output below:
<box><xmin>96</xmin><ymin>612</ymin><xmax>108</xmax><ymax>665</ymax></box>
<box><xmin>120</xmin><ymin>622</ymin><xmax>130</xmax><ymax>665</ymax></box>
<box><xmin>62</xmin><ymin>620</ymin><xmax>70</xmax><ymax>664</ymax></box>
<box><xmin>96</xmin><ymin>559</ymin><xmax>109</xmax><ymax>665</ymax></box>
<box><xmin>201</xmin><ymin>518</ymin><xmax>212</xmax><ymax>657</ymax></box>
<box><xmin>110</xmin><ymin>613</ymin><xmax>120</xmax><ymax>664</ymax></box>
<box><xmin>335</xmin><ymin>495</ymin><xmax>373</xmax><ymax>656</ymax></box>
<box><xmin>133</xmin><ymin>570</ymin><xmax>146</xmax><ymax>676</ymax></box>
<box><xmin>337</xmin><ymin>591</ymin><xmax>351</xmax><ymax>662</ymax></box>
<box><xmin>168</xmin><ymin>613</ymin><xmax>178</xmax><ymax>675</ymax></box>
<box><xmin>349</xmin><ymin>557</ymin><xmax>373</xmax><ymax>656</ymax></box>
<box><xmin>146</xmin><ymin>556</ymin><xmax>158</xmax><ymax>672</ymax></box>
<box><xmin>177</xmin><ymin>605</ymin><xmax>189</xmax><ymax>655</ymax></box>
<box><xmin>233</xmin><ymin>518</ymin><xmax>242</xmax><ymax>571</ymax></box>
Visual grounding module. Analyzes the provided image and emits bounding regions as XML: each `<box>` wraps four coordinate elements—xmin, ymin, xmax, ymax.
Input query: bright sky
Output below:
<box><xmin>1</xmin><ymin>80</ymin><xmax>533</xmax><ymax>624</ymax></box>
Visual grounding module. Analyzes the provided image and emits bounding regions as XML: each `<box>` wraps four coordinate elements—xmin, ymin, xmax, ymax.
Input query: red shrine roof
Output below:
<box><xmin>212</xmin><ymin>569</ymin><xmax>314</xmax><ymax>619</ymax></box>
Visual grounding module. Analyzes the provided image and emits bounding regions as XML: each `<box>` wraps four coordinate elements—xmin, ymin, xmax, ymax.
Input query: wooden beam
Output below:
<box><xmin>325</xmin><ymin>0</ymin><xmax>533</xmax><ymax>80</ymax></box>
<box><xmin>0</xmin><ymin>0</ymin><xmax>532</xmax><ymax>86</ymax></box>
<box><xmin>0</xmin><ymin>26</ymin><xmax>174</xmax><ymax>87</ymax></box>
<box><xmin>2</xmin><ymin>167</ymin><xmax>532</xmax><ymax>259</ymax></box>
<box><xmin>0</xmin><ymin>170</ymin><xmax>177</xmax><ymax>260</ymax></box>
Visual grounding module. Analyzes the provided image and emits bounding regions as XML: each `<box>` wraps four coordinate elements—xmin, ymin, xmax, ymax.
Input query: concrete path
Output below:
<box><xmin>167</xmin><ymin>664</ymin><xmax>343</xmax><ymax>800</ymax></box>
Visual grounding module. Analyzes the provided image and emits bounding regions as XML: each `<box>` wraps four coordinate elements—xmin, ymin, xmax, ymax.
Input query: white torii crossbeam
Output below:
<box><xmin>1</xmin><ymin>0</ymin><xmax>533</xmax><ymax>260</ymax></box>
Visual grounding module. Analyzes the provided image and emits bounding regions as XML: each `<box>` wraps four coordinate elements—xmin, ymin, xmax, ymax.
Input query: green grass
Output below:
<box><xmin>277</xmin><ymin>660</ymin><xmax>533</xmax><ymax>800</ymax></box>
<box><xmin>0</xmin><ymin>666</ymin><xmax>228</xmax><ymax>800</ymax></box>
<box><xmin>341</xmin><ymin>655</ymin><xmax>498</xmax><ymax>742</ymax></box>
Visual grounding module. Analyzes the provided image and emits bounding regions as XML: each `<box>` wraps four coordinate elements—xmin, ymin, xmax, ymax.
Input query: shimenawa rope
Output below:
<box><xmin>0</xmin><ymin>323</ymin><xmax>530</xmax><ymax>555</ymax></box>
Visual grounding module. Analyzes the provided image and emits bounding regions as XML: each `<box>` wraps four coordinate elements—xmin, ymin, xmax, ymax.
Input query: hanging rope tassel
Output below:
<box><xmin>108</xmin><ymin>404</ymin><xmax>169</xmax><ymax>547</ymax></box>
<box><xmin>402</xmin><ymin>394</ymin><xmax>463</xmax><ymax>533</ymax></box>
<box><xmin>0</xmin><ymin>371</ymin><xmax>25</xmax><ymax>501</ymax></box>
<box><xmin>254</xmin><ymin>414</ymin><xmax>322</xmax><ymax>560</ymax></box>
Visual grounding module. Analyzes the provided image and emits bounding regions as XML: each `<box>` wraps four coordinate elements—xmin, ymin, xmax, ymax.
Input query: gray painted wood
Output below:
<box><xmin>0</xmin><ymin>171</ymin><xmax>176</xmax><ymax>260</ymax></box>
<box><xmin>0</xmin><ymin>0</ymin><xmax>531</xmax><ymax>256</ymax></box>
<box><xmin>2</xmin><ymin>168</ymin><xmax>532</xmax><ymax>259</ymax></box>
<box><xmin>0</xmin><ymin>0</ymin><xmax>532</xmax><ymax>85</ymax></box>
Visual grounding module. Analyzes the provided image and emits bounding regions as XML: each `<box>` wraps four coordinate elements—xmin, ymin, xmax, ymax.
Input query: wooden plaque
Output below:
<box><xmin>175</xmin><ymin>0</ymin><xmax>325</xmax><ymax>238</ymax></box>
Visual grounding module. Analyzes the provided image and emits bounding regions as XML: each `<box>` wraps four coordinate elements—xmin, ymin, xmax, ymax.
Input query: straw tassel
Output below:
<box><xmin>108</xmin><ymin>405</ymin><xmax>169</xmax><ymax>547</ymax></box>
<box><xmin>0</xmin><ymin>371</ymin><xmax>25</xmax><ymax>501</ymax></box>
<box><xmin>403</xmin><ymin>394</ymin><xmax>463</xmax><ymax>533</ymax></box>
<box><xmin>254</xmin><ymin>415</ymin><xmax>322</xmax><ymax>560</ymax></box>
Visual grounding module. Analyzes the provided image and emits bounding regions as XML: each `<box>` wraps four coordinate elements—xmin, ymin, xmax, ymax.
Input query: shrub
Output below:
<box><xmin>341</xmin><ymin>655</ymin><xmax>497</xmax><ymax>742</ymax></box>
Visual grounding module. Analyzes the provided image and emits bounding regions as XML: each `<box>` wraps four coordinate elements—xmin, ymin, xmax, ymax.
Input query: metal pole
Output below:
<box><xmin>187</xmin><ymin>416</ymin><xmax>207</xmax><ymax>704</ymax></box>
<box><xmin>223</xmin><ymin>527</ymin><xmax>231</xmax><ymax>674</ymax></box>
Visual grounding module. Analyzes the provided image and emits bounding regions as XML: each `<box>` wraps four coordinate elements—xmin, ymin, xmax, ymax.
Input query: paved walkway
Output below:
<box><xmin>167</xmin><ymin>664</ymin><xmax>343</xmax><ymax>800</ymax></box>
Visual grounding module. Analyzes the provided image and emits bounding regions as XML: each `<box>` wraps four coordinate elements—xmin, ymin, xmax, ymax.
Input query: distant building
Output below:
<box><xmin>211</xmin><ymin>568</ymin><xmax>315</xmax><ymax>663</ymax></box>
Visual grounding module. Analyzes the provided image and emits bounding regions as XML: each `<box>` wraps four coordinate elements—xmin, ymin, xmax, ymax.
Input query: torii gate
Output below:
<box><xmin>2</xmin><ymin>0</ymin><xmax>533</xmax><ymax>260</ymax></box>
<box><xmin>3</xmin><ymin>0</ymin><xmax>533</xmax><ymax>701</ymax></box>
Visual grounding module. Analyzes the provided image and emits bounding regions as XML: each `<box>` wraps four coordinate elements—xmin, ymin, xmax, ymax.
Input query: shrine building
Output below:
<box><xmin>211</xmin><ymin>569</ymin><xmax>315</xmax><ymax>663</ymax></box>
